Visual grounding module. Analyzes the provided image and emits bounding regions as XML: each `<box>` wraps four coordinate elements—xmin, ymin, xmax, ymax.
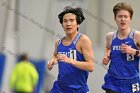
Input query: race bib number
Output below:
<box><xmin>70</xmin><ymin>50</ymin><xmax>77</xmax><ymax>60</ymax></box>
<box><xmin>127</xmin><ymin>54</ymin><xmax>134</xmax><ymax>61</ymax></box>
<box><xmin>132</xmin><ymin>83</ymin><xmax>140</xmax><ymax>92</ymax></box>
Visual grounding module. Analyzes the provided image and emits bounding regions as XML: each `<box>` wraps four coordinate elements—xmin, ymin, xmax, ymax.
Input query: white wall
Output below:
<box><xmin>18</xmin><ymin>0</ymin><xmax>50</xmax><ymax>59</ymax></box>
<box><xmin>0</xmin><ymin>0</ymin><xmax>9</xmax><ymax>50</ymax></box>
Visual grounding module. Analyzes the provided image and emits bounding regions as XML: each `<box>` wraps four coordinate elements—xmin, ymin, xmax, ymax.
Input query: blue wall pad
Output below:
<box><xmin>30</xmin><ymin>59</ymin><xmax>46</xmax><ymax>93</ymax></box>
<box><xmin>0</xmin><ymin>54</ymin><xmax>6</xmax><ymax>90</ymax></box>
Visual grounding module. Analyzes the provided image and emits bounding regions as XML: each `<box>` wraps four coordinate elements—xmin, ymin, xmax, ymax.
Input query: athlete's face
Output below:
<box><xmin>115</xmin><ymin>10</ymin><xmax>131</xmax><ymax>30</ymax></box>
<box><xmin>62</xmin><ymin>13</ymin><xmax>79</xmax><ymax>35</ymax></box>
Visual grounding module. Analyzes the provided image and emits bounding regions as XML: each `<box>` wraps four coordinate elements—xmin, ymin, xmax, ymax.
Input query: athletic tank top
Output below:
<box><xmin>108</xmin><ymin>29</ymin><xmax>140</xmax><ymax>79</ymax></box>
<box><xmin>57</xmin><ymin>33</ymin><xmax>89</xmax><ymax>90</ymax></box>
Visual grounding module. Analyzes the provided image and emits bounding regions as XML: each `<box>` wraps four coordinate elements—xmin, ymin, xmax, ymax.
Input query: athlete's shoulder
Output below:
<box><xmin>134</xmin><ymin>30</ymin><xmax>140</xmax><ymax>38</ymax></box>
<box><xmin>134</xmin><ymin>30</ymin><xmax>140</xmax><ymax>42</ymax></box>
<box><xmin>78</xmin><ymin>34</ymin><xmax>93</xmax><ymax>49</ymax></box>
<box><xmin>55</xmin><ymin>39</ymin><xmax>60</xmax><ymax>46</ymax></box>
<box><xmin>134</xmin><ymin>30</ymin><xmax>140</xmax><ymax>36</ymax></box>
<box><xmin>106</xmin><ymin>31</ymin><xmax>116</xmax><ymax>42</ymax></box>
<box><xmin>105</xmin><ymin>31</ymin><xmax>116</xmax><ymax>48</ymax></box>
<box><xmin>80</xmin><ymin>34</ymin><xmax>91</xmax><ymax>43</ymax></box>
<box><xmin>106</xmin><ymin>31</ymin><xmax>115</xmax><ymax>38</ymax></box>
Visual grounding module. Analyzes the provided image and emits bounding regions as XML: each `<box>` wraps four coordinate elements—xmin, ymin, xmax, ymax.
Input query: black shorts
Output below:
<box><xmin>105</xmin><ymin>89</ymin><xmax>117</xmax><ymax>93</ymax></box>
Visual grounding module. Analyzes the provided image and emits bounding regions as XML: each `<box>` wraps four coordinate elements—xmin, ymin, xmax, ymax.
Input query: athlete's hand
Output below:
<box><xmin>47</xmin><ymin>59</ymin><xmax>57</xmax><ymax>70</ymax></box>
<box><xmin>102</xmin><ymin>56</ymin><xmax>110</xmax><ymax>65</ymax></box>
<box><xmin>57</xmin><ymin>54</ymin><xmax>74</xmax><ymax>64</ymax></box>
<box><xmin>120</xmin><ymin>43</ymin><xmax>135</xmax><ymax>55</ymax></box>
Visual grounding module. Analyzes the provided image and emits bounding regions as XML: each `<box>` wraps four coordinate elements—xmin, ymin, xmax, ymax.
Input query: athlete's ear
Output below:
<box><xmin>128</xmin><ymin>17</ymin><xmax>132</xmax><ymax>24</ymax></box>
<box><xmin>130</xmin><ymin>17</ymin><xmax>132</xmax><ymax>21</ymax></box>
<box><xmin>77</xmin><ymin>24</ymin><xmax>80</xmax><ymax>28</ymax></box>
<box><xmin>114</xmin><ymin>16</ymin><xmax>116</xmax><ymax>20</ymax></box>
<box><xmin>61</xmin><ymin>24</ymin><xmax>63</xmax><ymax>27</ymax></box>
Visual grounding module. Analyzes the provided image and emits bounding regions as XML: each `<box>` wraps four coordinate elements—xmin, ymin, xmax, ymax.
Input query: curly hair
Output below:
<box><xmin>58</xmin><ymin>6</ymin><xmax>85</xmax><ymax>24</ymax></box>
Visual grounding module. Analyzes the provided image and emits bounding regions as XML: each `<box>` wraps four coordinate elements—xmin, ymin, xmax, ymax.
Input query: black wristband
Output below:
<box><xmin>135</xmin><ymin>50</ymin><xmax>139</xmax><ymax>56</ymax></box>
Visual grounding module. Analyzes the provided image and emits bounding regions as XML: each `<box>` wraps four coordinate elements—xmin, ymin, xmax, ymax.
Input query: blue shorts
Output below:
<box><xmin>50</xmin><ymin>81</ymin><xmax>89</xmax><ymax>93</ymax></box>
<box><xmin>102</xmin><ymin>75</ymin><xmax>140</xmax><ymax>93</ymax></box>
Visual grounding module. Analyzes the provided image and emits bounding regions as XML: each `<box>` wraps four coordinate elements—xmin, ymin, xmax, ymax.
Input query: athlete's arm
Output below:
<box><xmin>47</xmin><ymin>40</ymin><xmax>58</xmax><ymax>70</ymax></box>
<box><xmin>102</xmin><ymin>32</ymin><xmax>113</xmax><ymax>65</ymax></box>
<box><xmin>134</xmin><ymin>31</ymin><xmax>140</xmax><ymax>57</ymax></box>
<box><xmin>75</xmin><ymin>35</ymin><xmax>94</xmax><ymax>72</ymax></box>
<box><xmin>120</xmin><ymin>31</ymin><xmax>140</xmax><ymax>56</ymax></box>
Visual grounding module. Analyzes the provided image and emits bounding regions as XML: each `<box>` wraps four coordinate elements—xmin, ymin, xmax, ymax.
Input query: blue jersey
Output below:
<box><xmin>108</xmin><ymin>30</ymin><xmax>139</xmax><ymax>79</ymax></box>
<box><xmin>54</xmin><ymin>33</ymin><xmax>89</xmax><ymax>92</ymax></box>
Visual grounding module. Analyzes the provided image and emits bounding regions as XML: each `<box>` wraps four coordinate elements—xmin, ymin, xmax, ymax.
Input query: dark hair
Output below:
<box><xmin>113</xmin><ymin>2</ymin><xmax>133</xmax><ymax>19</ymax></box>
<box><xmin>19</xmin><ymin>54</ymin><xmax>28</xmax><ymax>61</ymax></box>
<box><xmin>58</xmin><ymin>6</ymin><xmax>85</xmax><ymax>24</ymax></box>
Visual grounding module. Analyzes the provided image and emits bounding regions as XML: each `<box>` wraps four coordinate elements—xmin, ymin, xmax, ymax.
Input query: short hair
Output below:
<box><xmin>58</xmin><ymin>6</ymin><xmax>85</xmax><ymax>24</ymax></box>
<box><xmin>19</xmin><ymin>54</ymin><xmax>28</xmax><ymax>61</ymax></box>
<box><xmin>113</xmin><ymin>2</ymin><xmax>133</xmax><ymax>19</ymax></box>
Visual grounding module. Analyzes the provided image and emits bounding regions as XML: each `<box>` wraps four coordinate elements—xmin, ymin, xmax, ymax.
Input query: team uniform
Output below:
<box><xmin>50</xmin><ymin>33</ymin><xmax>89</xmax><ymax>93</ymax></box>
<box><xmin>102</xmin><ymin>29</ymin><xmax>140</xmax><ymax>93</ymax></box>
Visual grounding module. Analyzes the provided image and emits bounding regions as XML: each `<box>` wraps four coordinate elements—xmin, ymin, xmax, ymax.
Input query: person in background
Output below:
<box><xmin>10</xmin><ymin>54</ymin><xmax>39</xmax><ymax>93</ymax></box>
<box><xmin>47</xmin><ymin>6</ymin><xmax>94</xmax><ymax>93</ymax></box>
<box><xmin>102</xmin><ymin>2</ymin><xmax>140</xmax><ymax>93</ymax></box>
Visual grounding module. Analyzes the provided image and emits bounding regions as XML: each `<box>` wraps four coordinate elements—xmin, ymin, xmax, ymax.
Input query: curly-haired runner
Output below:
<box><xmin>47</xmin><ymin>6</ymin><xmax>94</xmax><ymax>93</ymax></box>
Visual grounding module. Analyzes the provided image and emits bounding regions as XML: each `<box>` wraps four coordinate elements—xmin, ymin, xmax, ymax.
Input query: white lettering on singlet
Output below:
<box><xmin>113</xmin><ymin>45</ymin><xmax>132</xmax><ymax>51</ymax></box>
<box><xmin>58</xmin><ymin>52</ymin><xmax>70</xmax><ymax>57</ymax></box>
<box><xmin>58</xmin><ymin>49</ymin><xmax>77</xmax><ymax>60</ymax></box>
<box><xmin>113</xmin><ymin>46</ymin><xmax>121</xmax><ymax>50</ymax></box>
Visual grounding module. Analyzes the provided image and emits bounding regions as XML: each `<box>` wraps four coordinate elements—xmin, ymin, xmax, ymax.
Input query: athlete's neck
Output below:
<box><xmin>65</xmin><ymin>31</ymin><xmax>78</xmax><ymax>41</ymax></box>
<box><xmin>117</xmin><ymin>27</ymin><xmax>131</xmax><ymax>39</ymax></box>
